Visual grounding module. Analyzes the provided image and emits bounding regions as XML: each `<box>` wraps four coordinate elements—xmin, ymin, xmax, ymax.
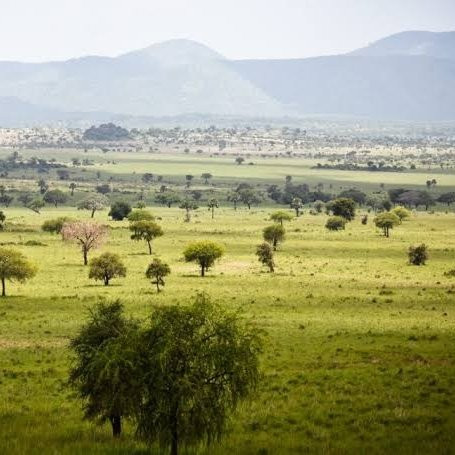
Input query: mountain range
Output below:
<box><xmin>1</xmin><ymin>30</ymin><xmax>454</xmax><ymax>126</ymax></box>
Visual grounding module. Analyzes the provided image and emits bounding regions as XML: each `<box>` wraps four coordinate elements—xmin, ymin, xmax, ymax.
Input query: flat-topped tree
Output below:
<box><xmin>129</xmin><ymin>220</ymin><xmax>164</xmax><ymax>255</ymax></box>
<box><xmin>239</xmin><ymin>188</ymin><xmax>262</xmax><ymax>210</ymax></box>
<box><xmin>201</xmin><ymin>173</ymin><xmax>212</xmax><ymax>184</ymax></box>
<box><xmin>374</xmin><ymin>212</ymin><xmax>400</xmax><ymax>237</ymax></box>
<box><xmin>263</xmin><ymin>224</ymin><xmax>285</xmax><ymax>251</ymax></box>
<box><xmin>183</xmin><ymin>241</ymin><xmax>224</xmax><ymax>277</ymax></box>
<box><xmin>207</xmin><ymin>198</ymin><xmax>219</xmax><ymax>219</ymax></box>
<box><xmin>270</xmin><ymin>211</ymin><xmax>293</xmax><ymax>226</ymax></box>
<box><xmin>0</xmin><ymin>248</ymin><xmax>37</xmax><ymax>297</ymax></box>
<box><xmin>44</xmin><ymin>189</ymin><xmax>68</xmax><ymax>208</ymax></box>
<box><xmin>77</xmin><ymin>194</ymin><xmax>109</xmax><ymax>218</ymax></box>
<box><xmin>61</xmin><ymin>221</ymin><xmax>108</xmax><ymax>265</ymax></box>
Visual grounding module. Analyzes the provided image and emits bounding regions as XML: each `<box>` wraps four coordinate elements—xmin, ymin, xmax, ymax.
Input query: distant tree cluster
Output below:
<box><xmin>83</xmin><ymin>123</ymin><xmax>130</xmax><ymax>141</ymax></box>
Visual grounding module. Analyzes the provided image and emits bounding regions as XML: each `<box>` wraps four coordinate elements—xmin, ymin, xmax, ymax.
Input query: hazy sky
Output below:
<box><xmin>1</xmin><ymin>0</ymin><xmax>454</xmax><ymax>62</ymax></box>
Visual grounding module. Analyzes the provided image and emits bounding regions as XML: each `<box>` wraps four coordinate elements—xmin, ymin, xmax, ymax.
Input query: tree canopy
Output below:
<box><xmin>0</xmin><ymin>248</ymin><xmax>36</xmax><ymax>297</ymax></box>
<box><xmin>89</xmin><ymin>253</ymin><xmax>127</xmax><ymax>286</ymax></box>
<box><xmin>183</xmin><ymin>241</ymin><xmax>224</xmax><ymax>276</ymax></box>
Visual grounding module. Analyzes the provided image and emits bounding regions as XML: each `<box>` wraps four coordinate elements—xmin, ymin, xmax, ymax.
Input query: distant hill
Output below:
<box><xmin>349</xmin><ymin>31</ymin><xmax>455</xmax><ymax>60</ymax></box>
<box><xmin>0</xmin><ymin>32</ymin><xmax>454</xmax><ymax>124</ymax></box>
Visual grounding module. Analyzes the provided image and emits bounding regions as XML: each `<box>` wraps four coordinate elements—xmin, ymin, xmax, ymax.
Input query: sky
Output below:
<box><xmin>0</xmin><ymin>0</ymin><xmax>454</xmax><ymax>62</ymax></box>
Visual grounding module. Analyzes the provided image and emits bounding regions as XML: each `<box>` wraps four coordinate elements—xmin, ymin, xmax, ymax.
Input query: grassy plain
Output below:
<box><xmin>0</xmin><ymin>203</ymin><xmax>454</xmax><ymax>454</ymax></box>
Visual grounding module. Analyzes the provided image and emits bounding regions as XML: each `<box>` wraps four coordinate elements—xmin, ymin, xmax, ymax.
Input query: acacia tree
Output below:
<box><xmin>0</xmin><ymin>248</ymin><xmax>37</xmax><ymax>297</ymax></box>
<box><xmin>207</xmin><ymin>198</ymin><xmax>219</xmax><ymax>219</ymax></box>
<box><xmin>78</xmin><ymin>194</ymin><xmax>109</xmax><ymax>218</ymax></box>
<box><xmin>145</xmin><ymin>258</ymin><xmax>171</xmax><ymax>292</ymax></box>
<box><xmin>89</xmin><ymin>253</ymin><xmax>126</xmax><ymax>286</ymax></box>
<box><xmin>69</xmin><ymin>301</ymin><xmax>140</xmax><ymax>438</ymax></box>
<box><xmin>129</xmin><ymin>221</ymin><xmax>164</xmax><ymax>255</ymax></box>
<box><xmin>270</xmin><ymin>211</ymin><xmax>293</xmax><ymax>226</ymax></box>
<box><xmin>179</xmin><ymin>199</ymin><xmax>198</xmax><ymax>222</ymax></box>
<box><xmin>201</xmin><ymin>173</ymin><xmax>212</xmax><ymax>184</ymax></box>
<box><xmin>61</xmin><ymin>221</ymin><xmax>108</xmax><ymax>265</ymax></box>
<box><xmin>69</xmin><ymin>182</ymin><xmax>77</xmax><ymax>196</ymax></box>
<box><xmin>256</xmin><ymin>242</ymin><xmax>275</xmax><ymax>272</ymax></box>
<box><xmin>108</xmin><ymin>201</ymin><xmax>132</xmax><ymax>221</ymax></box>
<box><xmin>239</xmin><ymin>189</ymin><xmax>262</xmax><ymax>210</ymax></box>
<box><xmin>227</xmin><ymin>191</ymin><xmax>241</xmax><ymax>210</ymax></box>
<box><xmin>44</xmin><ymin>189</ymin><xmax>68</xmax><ymax>207</ymax></box>
<box><xmin>374</xmin><ymin>212</ymin><xmax>400</xmax><ymax>237</ymax></box>
<box><xmin>183</xmin><ymin>241</ymin><xmax>224</xmax><ymax>277</ymax></box>
<box><xmin>263</xmin><ymin>225</ymin><xmax>285</xmax><ymax>251</ymax></box>
<box><xmin>330</xmin><ymin>198</ymin><xmax>356</xmax><ymax>221</ymax></box>
<box><xmin>391</xmin><ymin>206</ymin><xmax>411</xmax><ymax>224</ymax></box>
<box><xmin>137</xmin><ymin>294</ymin><xmax>262</xmax><ymax>455</ymax></box>
<box><xmin>290</xmin><ymin>197</ymin><xmax>303</xmax><ymax>217</ymax></box>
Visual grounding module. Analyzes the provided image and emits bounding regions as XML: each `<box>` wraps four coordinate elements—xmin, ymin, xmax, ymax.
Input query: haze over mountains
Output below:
<box><xmin>1</xmin><ymin>30</ymin><xmax>454</xmax><ymax>126</ymax></box>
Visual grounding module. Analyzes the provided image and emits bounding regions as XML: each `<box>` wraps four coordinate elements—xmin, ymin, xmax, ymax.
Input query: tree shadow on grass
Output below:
<box><xmin>82</xmin><ymin>283</ymin><xmax>123</xmax><ymax>288</ymax></box>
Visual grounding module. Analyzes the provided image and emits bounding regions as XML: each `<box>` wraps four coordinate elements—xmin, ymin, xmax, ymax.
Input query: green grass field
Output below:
<box><xmin>1</xmin><ymin>205</ymin><xmax>454</xmax><ymax>454</ymax></box>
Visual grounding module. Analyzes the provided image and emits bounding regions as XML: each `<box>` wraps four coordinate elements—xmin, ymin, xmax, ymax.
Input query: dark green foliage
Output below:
<box><xmin>270</xmin><ymin>211</ymin><xmax>293</xmax><ymax>226</ymax></box>
<box><xmin>68</xmin><ymin>301</ymin><xmax>140</xmax><ymax>437</ymax></box>
<box><xmin>408</xmin><ymin>244</ymin><xmax>428</xmax><ymax>266</ymax></box>
<box><xmin>96</xmin><ymin>184</ymin><xmax>111</xmax><ymax>195</ymax></box>
<box><xmin>179</xmin><ymin>199</ymin><xmax>198</xmax><ymax>222</ymax></box>
<box><xmin>438</xmin><ymin>192</ymin><xmax>455</xmax><ymax>206</ymax></box>
<box><xmin>325</xmin><ymin>216</ymin><xmax>347</xmax><ymax>231</ymax></box>
<box><xmin>374</xmin><ymin>212</ymin><xmax>400</xmax><ymax>237</ymax></box>
<box><xmin>338</xmin><ymin>189</ymin><xmax>367</xmax><ymax>205</ymax></box>
<box><xmin>256</xmin><ymin>242</ymin><xmax>275</xmax><ymax>272</ymax></box>
<box><xmin>108</xmin><ymin>201</ymin><xmax>132</xmax><ymax>221</ymax></box>
<box><xmin>145</xmin><ymin>258</ymin><xmax>171</xmax><ymax>292</ymax></box>
<box><xmin>330</xmin><ymin>198</ymin><xmax>356</xmax><ymax>221</ymax></box>
<box><xmin>129</xmin><ymin>221</ymin><xmax>163</xmax><ymax>254</ymax></box>
<box><xmin>136</xmin><ymin>294</ymin><xmax>262</xmax><ymax>455</ymax></box>
<box><xmin>239</xmin><ymin>188</ymin><xmax>262</xmax><ymax>209</ymax></box>
<box><xmin>83</xmin><ymin>123</ymin><xmax>130</xmax><ymax>141</ymax></box>
<box><xmin>44</xmin><ymin>190</ymin><xmax>68</xmax><ymax>207</ymax></box>
<box><xmin>0</xmin><ymin>211</ymin><xmax>5</xmax><ymax>230</ymax></box>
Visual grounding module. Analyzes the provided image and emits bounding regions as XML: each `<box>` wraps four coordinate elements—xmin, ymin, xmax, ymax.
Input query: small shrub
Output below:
<box><xmin>325</xmin><ymin>216</ymin><xmax>346</xmax><ymax>231</ymax></box>
<box><xmin>408</xmin><ymin>244</ymin><xmax>428</xmax><ymax>266</ymax></box>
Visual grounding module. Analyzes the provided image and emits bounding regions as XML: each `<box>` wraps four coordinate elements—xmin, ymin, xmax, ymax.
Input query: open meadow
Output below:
<box><xmin>0</xmin><ymin>201</ymin><xmax>454</xmax><ymax>454</ymax></box>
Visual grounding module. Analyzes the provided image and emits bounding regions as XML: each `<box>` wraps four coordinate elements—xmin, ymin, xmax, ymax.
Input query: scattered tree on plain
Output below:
<box><xmin>78</xmin><ymin>194</ymin><xmax>109</xmax><ymax>218</ymax></box>
<box><xmin>227</xmin><ymin>191</ymin><xmax>241</xmax><ymax>210</ymax></box>
<box><xmin>0</xmin><ymin>248</ymin><xmax>36</xmax><ymax>297</ymax></box>
<box><xmin>374</xmin><ymin>212</ymin><xmax>400</xmax><ymax>237</ymax></box>
<box><xmin>108</xmin><ymin>201</ymin><xmax>132</xmax><ymax>221</ymax></box>
<box><xmin>256</xmin><ymin>242</ymin><xmax>275</xmax><ymax>272</ymax></box>
<box><xmin>129</xmin><ymin>220</ymin><xmax>164</xmax><ymax>255</ymax></box>
<box><xmin>391</xmin><ymin>206</ymin><xmax>411</xmax><ymax>223</ymax></box>
<box><xmin>183</xmin><ymin>241</ymin><xmax>224</xmax><ymax>276</ymax></box>
<box><xmin>145</xmin><ymin>258</ymin><xmax>171</xmax><ymax>292</ymax></box>
<box><xmin>44</xmin><ymin>189</ymin><xmax>68</xmax><ymax>208</ymax></box>
<box><xmin>89</xmin><ymin>253</ymin><xmax>127</xmax><ymax>285</ymax></box>
<box><xmin>263</xmin><ymin>224</ymin><xmax>285</xmax><ymax>250</ymax></box>
<box><xmin>270</xmin><ymin>211</ymin><xmax>293</xmax><ymax>226</ymax></box>
<box><xmin>325</xmin><ymin>216</ymin><xmax>347</xmax><ymax>231</ymax></box>
<box><xmin>61</xmin><ymin>221</ymin><xmax>108</xmax><ymax>265</ymax></box>
<box><xmin>207</xmin><ymin>198</ymin><xmax>219</xmax><ymax>219</ymax></box>
<box><xmin>330</xmin><ymin>198</ymin><xmax>356</xmax><ymax>221</ymax></box>
<box><xmin>201</xmin><ymin>173</ymin><xmax>212</xmax><ymax>184</ymax></box>
<box><xmin>42</xmin><ymin>217</ymin><xmax>73</xmax><ymax>234</ymax></box>
<box><xmin>290</xmin><ymin>197</ymin><xmax>303</xmax><ymax>217</ymax></box>
<box><xmin>179</xmin><ymin>199</ymin><xmax>198</xmax><ymax>222</ymax></box>
<box><xmin>127</xmin><ymin>209</ymin><xmax>155</xmax><ymax>222</ymax></box>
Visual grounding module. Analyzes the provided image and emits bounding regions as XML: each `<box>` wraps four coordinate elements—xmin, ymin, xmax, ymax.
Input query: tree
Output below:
<box><xmin>235</xmin><ymin>156</ymin><xmax>245</xmax><ymax>165</ymax></box>
<box><xmin>438</xmin><ymin>192</ymin><xmax>455</xmax><ymax>206</ymax></box>
<box><xmin>96</xmin><ymin>183</ymin><xmax>111</xmax><ymax>195</ymax></box>
<box><xmin>179</xmin><ymin>199</ymin><xmax>198</xmax><ymax>222</ymax></box>
<box><xmin>57</xmin><ymin>169</ymin><xmax>70</xmax><ymax>180</ymax></box>
<box><xmin>69</xmin><ymin>182</ymin><xmax>77</xmax><ymax>196</ymax></box>
<box><xmin>44</xmin><ymin>189</ymin><xmax>68</xmax><ymax>207</ymax></box>
<box><xmin>78</xmin><ymin>194</ymin><xmax>109</xmax><ymax>218</ymax></box>
<box><xmin>263</xmin><ymin>225</ymin><xmax>285</xmax><ymax>251</ymax></box>
<box><xmin>374</xmin><ymin>212</ymin><xmax>400</xmax><ymax>237</ymax></box>
<box><xmin>239</xmin><ymin>189</ymin><xmax>262</xmax><ymax>210</ymax></box>
<box><xmin>185</xmin><ymin>175</ymin><xmax>194</xmax><ymax>188</ymax></box>
<box><xmin>330</xmin><ymin>198</ymin><xmax>356</xmax><ymax>221</ymax></box>
<box><xmin>145</xmin><ymin>258</ymin><xmax>171</xmax><ymax>292</ymax></box>
<box><xmin>338</xmin><ymin>189</ymin><xmax>367</xmax><ymax>205</ymax></box>
<box><xmin>391</xmin><ymin>206</ymin><xmax>411</xmax><ymax>223</ymax></box>
<box><xmin>89</xmin><ymin>253</ymin><xmax>126</xmax><ymax>286</ymax></box>
<box><xmin>37</xmin><ymin>178</ymin><xmax>49</xmax><ymax>195</ymax></box>
<box><xmin>0</xmin><ymin>211</ymin><xmax>5</xmax><ymax>230</ymax></box>
<box><xmin>61</xmin><ymin>221</ymin><xmax>108</xmax><ymax>265</ymax></box>
<box><xmin>156</xmin><ymin>192</ymin><xmax>181</xmax><ymax>208</ymax></box>
<box><xmin>325</xmin><ymin>216</ymin><xmax>346</xmax><ymax>231</ymax></box>
<box><xmin>290</xmin><ymin>197</ymin><xmax>303</xmax><ymax>217</ymax></box>
<box><xmin>137</xmin><ymin>294</ymin><xmax>262</xmax><ymax>455</ymax></box>
<box><xmin>270</xmin><ymin>211</ymin><xmax>293</xmax><ymax>226</ymax></box>
<box><xmin>408</xmin><ymin>244</ymin><xmax>428</xmax><ymax>266</ymax></box>
<box><xmin>0</xmin><ymin>248</ymin><xmax>36</xmax><ymax>297</ymax></box>
<box><xmin>313</xmin><ymin>200</ymin><xmax>325</xmax><ymax>213</ymax></box>
<box><xmin>183</xmin><ymin>241</ymin><xmax>224</xmax><ymax>277</ymax></box>
<box><xmin>69</xmin><ymin>301</ymin><xmax>140</xmax><ymax>437</ymax></box>
<box><xmin>227</xmin><ymin>191</ymin><xmax>241</xmax><ymax>210</ymax></box>
<box><xmin>108</xmin><ymin>201</ymin><xmax>132</xmax><ymax>221</ymax></box>
<box><xmin>256</xmin><ymin>242</ymin><xmax>275</xmax><ymax>272</ymax></box>
<box><xmin>201</xmin><ymin>173</ymin><xmax>212</xmax><ymax>184</ymax></box>
<box><xmin>130</xmin><ymin>221</ymin><xmax>163</xmax><ymax>255</ymax></box>
<box><xmin>42</xmin><ymin>217</ymin><xmax>73</xmax><ymax>234</ymax></box>
<box><xmin>127</xmin><ymin>209</ymin><xmax>155</xmax><ymax>222</ymax></box>
<box><xmin>0</xmin><ymin>193</ymin><xmax>13</xmax><ymax>207</ymax></box>
<box><xmin>207</xmin><ymin>198</ymin><xmax>219</xmax><ymax>219</ymax></box>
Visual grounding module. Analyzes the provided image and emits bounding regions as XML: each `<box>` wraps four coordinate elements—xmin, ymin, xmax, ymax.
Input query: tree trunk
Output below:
<box><xmin>91</xmin><ymin>209</ymin><xmax>95</xmax><ymax>218</ymax></box>
<box><xmin>147</xmin><ymin>240</ymin><xmax>152</xmax><ymax>255</ymax></box>
<box><xmin>211</xmin><ymin>207</ymin><xmax>215</xmax><ymax>219</ymax></box>
<box><xmin>234</xmin><ymin>202</ymin><xmax>237</xmax><ymax>211</ymax></box>
<box><xmin>83</xmin><ymin>249</ymin><xmax>88</xmax><ymax>265</ymax></box>
<box><xmin>1</xmin><ymin>278</ymin><xmax>5</xmax><ymax>297</ymax></box>
<box><xmin>104</xmin><ymin>276</ymin><xmax>109</xmax><ymax>286</ymax></box>
<box><xmin>201</xmin><ymin>265</ymin><xmax>205</xmax><ymax>277</ymax></box>
<box><xmin>273</xmin><ymin>239</ymin><xmax>277</xmax><ymax>251</ymax></box>
<box><xmin>156</xmin><ymin>281</ymin><xmax>160</xmax><ymax>293</ymax></box>
<box><xmin>110</xmin><ymin>415</ymin><xmax>121</xmax><ymax>438</ymax></box>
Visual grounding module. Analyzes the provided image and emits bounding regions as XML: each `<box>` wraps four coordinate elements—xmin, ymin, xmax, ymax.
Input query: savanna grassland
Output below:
<box><xmin>0</xmin><ymin>138</ymin><xmax>454</xmax><ymax>454</ymax></box>
<box><xmin>1</xmin><ymin>206</ymin><xmax>454</xmax><ymax>454</ymax></box>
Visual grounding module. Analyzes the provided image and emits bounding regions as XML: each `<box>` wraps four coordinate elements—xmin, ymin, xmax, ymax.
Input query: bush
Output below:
<box><xmin>109</xmin><ymin>201</ymin><xmax>132</xmax><ymax>221</ymax></box>
<box><xmin>325</xmin><ymin>216</ymin><xmax>346</xmax><ymax>231</ymax></box>
<box><xmin>408</xmin><ymin>244</ymin><xmax>428</xmax><ymax>266</ymax></box>
<box><xmin>391</xmin><ymin>206</ymin><xmax>411</xmax><ymax>223</ymax></box>
<box><xmin>42</xmin><ymin>217</ymin><xmax>73</xmax><ymax>234</ymax></box>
